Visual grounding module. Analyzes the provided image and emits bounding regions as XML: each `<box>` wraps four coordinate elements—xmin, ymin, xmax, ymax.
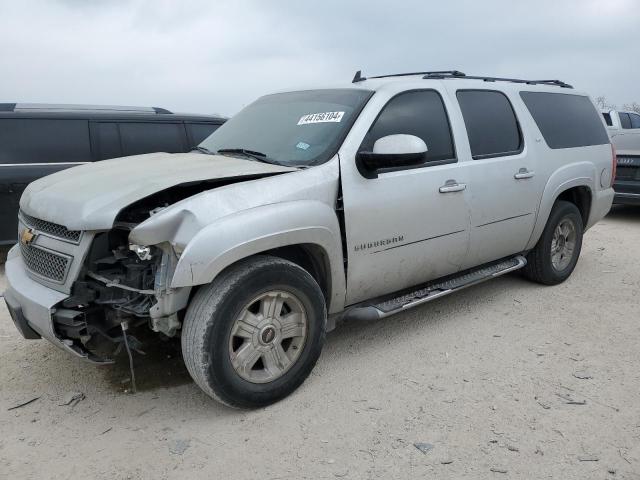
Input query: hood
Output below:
<box><xmin>20</xmin><ymin>152</ymin><xmax>296</xmax><ymax>230</ymax></box>
<box><xmin>128</xmin><ymin>159</ymin><xmax>340</xmax><ymax>249</ymax></box>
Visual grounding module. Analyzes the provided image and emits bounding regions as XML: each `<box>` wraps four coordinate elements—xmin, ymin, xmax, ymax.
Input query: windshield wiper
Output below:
<box><xmin>191</xmin><ymin>146</ymin><xmax>215</xmax><ymax>155</ymax></box>
<box><xmin>216</xmin><ymin>148</ymin><xmax>285</xmax><ymax>166</ymax></box>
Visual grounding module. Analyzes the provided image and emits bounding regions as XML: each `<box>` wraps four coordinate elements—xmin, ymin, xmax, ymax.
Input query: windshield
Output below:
<box><xmin>199</xmin><ymin>89</ymin><xmax>372</xmax><ymax>167</ymax></box>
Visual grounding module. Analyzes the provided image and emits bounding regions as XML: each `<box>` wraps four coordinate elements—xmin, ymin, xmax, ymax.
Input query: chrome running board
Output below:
<box><xmin>344</xmin><ymin>255</ymin><xmax>527</xmax><ymax>322</ymax></box>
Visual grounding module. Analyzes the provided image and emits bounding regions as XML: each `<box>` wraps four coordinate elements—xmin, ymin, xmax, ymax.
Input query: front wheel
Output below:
<box><xmin>522</xmin><ymin>200</ymin><xmax>584</xmax><ymax>285</ymax></box>
<box><xmin>181</xmin><ymin>256</ymin><xmax>326</xmax><ymax>408</ymax></box>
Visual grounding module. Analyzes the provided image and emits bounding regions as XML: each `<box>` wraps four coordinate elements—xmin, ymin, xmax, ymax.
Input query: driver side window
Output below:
<box><xmin>361</xmin><ymin>90</ymin><xmax>456</xmax><ymax>164</ymax></box>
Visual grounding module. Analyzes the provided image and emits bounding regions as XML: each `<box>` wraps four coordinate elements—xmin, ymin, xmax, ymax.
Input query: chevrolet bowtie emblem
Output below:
<box><xmin>20</xmin><ymin>227</ymin><xmax>36</xmax><ymax>246</ymax></box>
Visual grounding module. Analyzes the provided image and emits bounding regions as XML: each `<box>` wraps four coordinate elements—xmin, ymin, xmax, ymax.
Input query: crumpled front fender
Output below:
<box><xmin>170</xmin><ymin>200</ymin><xmax>346</xmax><ymax>313</ymax></box>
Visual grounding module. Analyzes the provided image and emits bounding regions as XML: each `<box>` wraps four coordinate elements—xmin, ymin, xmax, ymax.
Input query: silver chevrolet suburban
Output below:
<box><xmin>4</xmin><ymin>71</ymin><xmax>615</xmax><ymax>408</ymax></box>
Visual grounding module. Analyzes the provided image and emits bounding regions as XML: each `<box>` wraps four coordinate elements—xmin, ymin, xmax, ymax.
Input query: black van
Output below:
<box><xmin>0</xmin><ymin>103</ymin><xmax>226</xmax><ymax>244</ymax></box>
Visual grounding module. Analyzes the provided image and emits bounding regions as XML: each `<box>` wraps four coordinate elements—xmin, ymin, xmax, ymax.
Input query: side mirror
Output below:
<box><xmin>356</xmin><ymin>134</ymin><xmax>428</xmax><ymax>178</ymax></box>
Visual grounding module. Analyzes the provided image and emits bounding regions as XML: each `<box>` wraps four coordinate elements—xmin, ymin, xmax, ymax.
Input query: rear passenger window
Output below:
<box><xmin>602</xmin><ymin>113</ymin><xmax>613</xmax><ymax>126</ymax></box>
<box><xmin>520</xmin><ymin>92</ymin><xmax>610</xmax><ymax>149</ymax></box>
<box><xmin>630</xmin><ymin>113</ymin><xmax>640</xmax><ymax>129</ymax></box>
<box><xmin>187</xmin><ymin>123</ymin><xmax>221</xmax><ymax>145</ymax></box>
<box><xmin>119</xmin><ymin>122</ymin><xmax>187</xmax><ymax>156</ymax></box>
<box><xmin>456</xmin><ymin>90</ymin><xmax>522</xmax><ymax>159</ymax></box>
<box><xmin>0</xmin><ymin>119</ymin><xmax>90</xmax><ymax>164</ymax></box>
<box><xmin>91</xmin><ymin>122</ymin><xmax>122</xmax><ymax>160</ymax></box>
<box><xmin>361</xmin><ymin>90</ymin><xmax>455</xmax><ymax>164</ymax></box>
<box><xmin>619</xmin><ymin>113</ymin><xmax>632</xmax><ymax>129</ymax></box>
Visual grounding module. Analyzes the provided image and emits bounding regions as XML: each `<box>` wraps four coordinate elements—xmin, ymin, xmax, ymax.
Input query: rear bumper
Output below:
<box><xmin>613</xmin><ymin>179</ymin><xmax>640</xmax><ymax>205</ymax></box>
<box><xmin>3</xmin><ymin>245</ymin><xmax>92</xmax><ymax>360</ymax></box>
<box><xmin>614</xmin><ymin>192</ymin><xmax>640</xmax><ymax>205</ymax></box>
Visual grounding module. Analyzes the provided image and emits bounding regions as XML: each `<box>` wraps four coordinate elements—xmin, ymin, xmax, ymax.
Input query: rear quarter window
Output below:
<box><xmin>602</xmin><ymin>112</ymin><xmax>613</xmax><ymax>126</ymax></box>
<box><xmin>520</xmin><ymin>92</ymin><xmax>610</xmax><ymax>149</ymax></box>
<box><xmin>0</xmin><ymin>118</ymin><xmax>90</xmax><ymax>164</ymax></box>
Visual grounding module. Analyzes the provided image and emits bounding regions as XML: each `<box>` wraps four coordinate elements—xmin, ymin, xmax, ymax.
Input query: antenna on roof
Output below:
<box><xmin>352</xmin><ymin>70</ymin><xmax>366</xmax><ymax>83</ymax></box>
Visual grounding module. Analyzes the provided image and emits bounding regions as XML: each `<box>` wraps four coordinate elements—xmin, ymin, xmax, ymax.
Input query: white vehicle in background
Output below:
<box><xmin>602</xmin><ymin>109</ymin><xmax>640</xmax><ymax>205</ymax></box>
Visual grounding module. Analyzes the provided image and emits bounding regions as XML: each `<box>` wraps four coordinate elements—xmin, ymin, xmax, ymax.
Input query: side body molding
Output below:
<box><xmin>171</xmin><ymin>200</ymin><xmax>347</xmax><ymax>313</ymax></box>
<box><xmin>525</xmin><ymin>161</ymin><xmax>595</xmax><ymax>251</ymax></box>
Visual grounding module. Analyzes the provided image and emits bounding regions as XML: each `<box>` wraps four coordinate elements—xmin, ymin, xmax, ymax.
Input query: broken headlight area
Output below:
<box><xmin>129</xmin><ymin>243</ymin><xmax>153</xmax><ymax>261</ymax></box>
<box><xmin>54</xmin><ymin>228</ymin><xmax>180</xmax><ymax>364</ymax></box>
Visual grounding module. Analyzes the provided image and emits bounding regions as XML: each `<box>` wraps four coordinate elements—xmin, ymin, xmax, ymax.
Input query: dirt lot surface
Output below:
<box><xmin>1</xmin><ymin>207</ymin><xmax>639</xmax><ymax>480</ymax></box>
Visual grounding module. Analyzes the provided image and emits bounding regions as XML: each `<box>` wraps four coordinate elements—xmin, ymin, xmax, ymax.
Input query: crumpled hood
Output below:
<box><xmin>20</xmin><ymin>152</ymin><xmax>296</xmax><ymax>230</ymax></box>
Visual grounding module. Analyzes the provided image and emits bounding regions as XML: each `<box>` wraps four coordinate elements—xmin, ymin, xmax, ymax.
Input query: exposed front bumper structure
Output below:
<box><xmin>3</xmin><ymin>245</ymin><xmax>102</xmax><ymax>362</ymax></box>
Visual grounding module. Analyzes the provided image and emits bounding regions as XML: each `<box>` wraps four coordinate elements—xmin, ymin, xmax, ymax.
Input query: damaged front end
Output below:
<box><xmin>54</xmin><ymin>220</ymin><xmax>189</xmax><ymax>364</ymax></box>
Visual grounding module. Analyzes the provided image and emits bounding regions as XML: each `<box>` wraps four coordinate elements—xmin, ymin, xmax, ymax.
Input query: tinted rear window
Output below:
<box><xmin>456</xmin><ymin>90</ymin><xmax>522</xmax><ymax>159</ymax></box>
<box><xmin>188</xmin><ymin>123</ymin><xmax>221</xmax><ymax>145</ymax></box>
<box><xmin>119</xmin><ymin>122</ymin><xmax>187</xmax><ymax>156</ymax></box>
<box><xmin>619</xmin><ymin>112</ymin><xmax>632</xmax><ymax>129</ymax></box>
<box><xmin>520</xmin><ymin>92</ymin><xmax>610</xmax><ymax>149</ymax></box>
<box><xmin>0</xmin><ymin>118</ymin><xmax>90</xmax><ymax>164</ymax></box>
<box><xmin>602</xmin><ymin>112</ymin><xmax>613</xmax><ymax>126</ymax></box>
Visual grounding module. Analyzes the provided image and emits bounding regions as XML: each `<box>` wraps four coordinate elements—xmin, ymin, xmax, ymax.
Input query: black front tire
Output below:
<box><xmin>522</xmin><ymin>200</ymin><xmax>584</xmax><ymax>285</ymax></box>
<box><xmin>181</xmin><ymin>255</ymin><xmax>326</xmax><ymax>408</ymax></box>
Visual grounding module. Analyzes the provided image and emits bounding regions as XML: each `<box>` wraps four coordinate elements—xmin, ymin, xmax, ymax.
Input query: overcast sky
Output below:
<box><xmin>1</xmin><ymin>0</ymin><xmax>638</xmax><ymax>116</ymax></box>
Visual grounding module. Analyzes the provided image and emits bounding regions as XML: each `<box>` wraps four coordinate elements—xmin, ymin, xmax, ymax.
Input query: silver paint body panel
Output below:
<box><xmin>20</xmin><ymin>152</ymin><xmax>296</xmax><ymax>230</ymax></box>
<box><xmin>5</xmin><ymin>76</ymin><xmax>614</xmax><ymax>343</ymax></box>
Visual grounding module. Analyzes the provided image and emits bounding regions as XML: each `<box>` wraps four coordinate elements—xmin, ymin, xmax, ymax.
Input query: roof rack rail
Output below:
<box><xmin>352</xmin><ymin>70</ymin><xmax>465</xmax><ymax>83</ymax></box>
<box><xmin>0</xmin><ymin>103</ymin><xmax>174</xmax><ymax>114</ymax></box>
<box><xmin>352</xmin><ymin>70</ymin><xmax>573</xmax><ymax>88</ymax></box>
<box><xmin>424</xmin><ymin>73</ymin><xmax>573</xmax><ymax>89</ymax></box>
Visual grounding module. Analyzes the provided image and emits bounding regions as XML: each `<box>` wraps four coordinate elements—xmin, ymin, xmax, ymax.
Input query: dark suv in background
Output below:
<box><xmin>0</xmin><ymin>103</ymin><xmax>226</xmax><ymax>244</ymax></box>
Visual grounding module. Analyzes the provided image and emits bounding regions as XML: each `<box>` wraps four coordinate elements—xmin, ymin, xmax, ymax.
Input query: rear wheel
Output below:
<box><xmin>181</xmin><ymin>255</ymin><xmax>326</xmax><ymax>408</ymax></box>
<box><xmin>522</xmin><ymin>200</ymin><xmax>583</xmax><ymax>285</ymax></box>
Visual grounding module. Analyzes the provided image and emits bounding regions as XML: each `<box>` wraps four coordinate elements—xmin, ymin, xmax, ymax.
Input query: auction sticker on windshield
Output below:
<box><xmin>297</xmin><ymin>111</ymin><xmax>345</xmax><ymax>125</ymax></box>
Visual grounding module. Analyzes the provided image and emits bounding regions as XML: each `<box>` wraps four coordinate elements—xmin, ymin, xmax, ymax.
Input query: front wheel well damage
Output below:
<box><xmin>190</xmin><ymin>244</ymin><xmax>332</xmax><ymax>308</ymax></box>
<box><xmin>556</xmin><ymin>186</ymin><xmax>592</xmax><ymax>229</ymax></box>
<box><xmin>263</xmin><ymin>244</ymin><xmax>331</xmax><ymax>304</ymax></box>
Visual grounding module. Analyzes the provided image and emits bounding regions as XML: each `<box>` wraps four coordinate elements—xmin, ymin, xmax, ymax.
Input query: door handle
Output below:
<box><xmin>439</xmin><ymin>180</ymin><xmax>467</xmax><ymax>193</ymax></box>
<box><xmin>514</xmin><ymin>168</ymin><xmax>535</xmax><ymax>180</ymax></box>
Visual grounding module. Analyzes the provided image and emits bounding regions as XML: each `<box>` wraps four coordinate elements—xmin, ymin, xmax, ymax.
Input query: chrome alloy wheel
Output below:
<box><xmin>229</xmin><ymin>290</ymin><xmax>308</xmax><ymax>383</ymax></box>
<box><xmin>551</xmin><ymin>218</ymin><xmax>577</xmax><ymax>271</ymax></box>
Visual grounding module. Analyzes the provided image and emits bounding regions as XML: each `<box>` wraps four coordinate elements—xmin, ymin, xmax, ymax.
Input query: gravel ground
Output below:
<box><xmin>1</xmin><ymin>207</ymin><xmax>639</xmax><ymax>480</ymax></box>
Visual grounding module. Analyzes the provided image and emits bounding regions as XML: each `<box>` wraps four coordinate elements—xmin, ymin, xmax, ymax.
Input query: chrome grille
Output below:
<box><xmin>19</xmin><ymin>242</ymin><xmax>71</xmax><ymax>283</ymax></box>
<box><xmin>19</xmin><ymin>211</ymin><xmax>82</xmax><ymax>243</ymax></box>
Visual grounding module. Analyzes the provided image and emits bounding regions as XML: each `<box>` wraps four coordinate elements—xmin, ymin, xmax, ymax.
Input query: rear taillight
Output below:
<box><xmin>610</xmin><ymin>144</ymin><xmax>617</xmax><ymax>187</ymax></box>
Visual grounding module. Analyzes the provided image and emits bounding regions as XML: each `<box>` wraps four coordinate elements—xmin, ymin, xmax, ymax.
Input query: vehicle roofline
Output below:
<box><xmin>0</xmin><ymin>111</ymin><xmax>227</xmax><ymax>121</ymax></box>
<box><xmin>257</xmin><ymin>77</ymin><xmax>590</xmax><ymax>98</ymax></box>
